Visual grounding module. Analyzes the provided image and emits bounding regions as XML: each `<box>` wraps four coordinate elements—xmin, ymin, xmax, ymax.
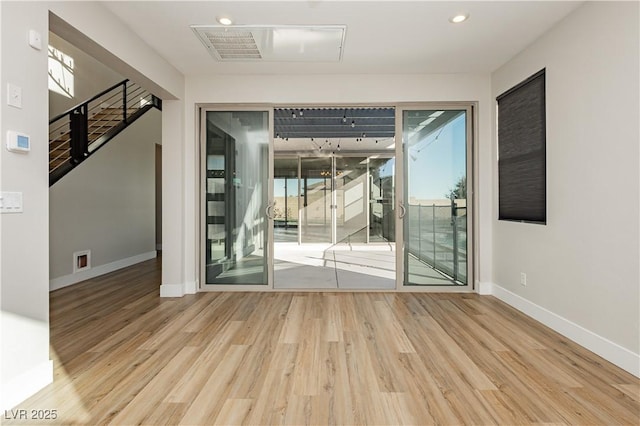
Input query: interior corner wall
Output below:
<box><xmin>491</xmin><ymin>1</ymin><xmax>639</xmax><ymax>375</ymax></box>
<box><xmin>0</xmin><ymin>1</ymin><xmax>52</xmax><ymax>410</ymax></box>
<box><xmin>48</xmin><ymin>2</ymin><xmax>184</xmax><ymax>101</ymax></box>
<box><xmin>47</xmin><ymin>1</ymin><xmax>187</xmax><ymax>296</ymax></box>
<box><xmin>48</xmin><ymin>31</ymin><xmax>124</xmax><ymax>118</ymax></box>
<box><xmin>49</xmin><ymin>109</ymin><xmax>161</xmax><ymax>290</ymax></box>
<box><xmin>1</xmin><ymin>0</ymin><xmax>184</xmax><ymax>408</ymax></box>
<box><xmin>185</xmin><ymin>73</ymin><xmax>495</xmax><ymax>290</ymax></box>
<box><xmin>160</xmin><ymin>99</ymin><xmax>187</xmax><ymax>296</ymax></box>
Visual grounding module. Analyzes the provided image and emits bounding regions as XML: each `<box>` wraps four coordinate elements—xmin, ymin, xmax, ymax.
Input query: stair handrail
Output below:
<box><xmin>49</xmin><ymin>79</ymin><xmax>129</xmax><ymax>124</ymax></box>
<box><xmin>49</xmin><ymin>78</ymin><xmax>161</xmax><ymax>186</ymax></box>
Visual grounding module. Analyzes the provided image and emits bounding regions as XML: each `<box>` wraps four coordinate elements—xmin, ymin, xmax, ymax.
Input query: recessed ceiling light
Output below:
<box><xmin>217</xmin><ymin>16</ymin><xmax>233</xmax><ymax>26</ymax></box>
<box><xmin>449</xmin><ymin>14</ymin><xmax>469</xmax><ymax>24</ymax></box>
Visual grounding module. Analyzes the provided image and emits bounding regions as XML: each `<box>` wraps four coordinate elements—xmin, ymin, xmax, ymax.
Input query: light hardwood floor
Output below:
<box><xmin>6</xmin><ymin>258</ymin><xmax>639</xmax><ymax>425</ymax></box>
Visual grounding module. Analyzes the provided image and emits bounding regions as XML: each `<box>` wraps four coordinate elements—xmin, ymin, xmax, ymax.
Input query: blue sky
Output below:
<box><xmin>407</xmin><ymin>113</ymin><xmax>466</xmax><ymax>200</ymax></box>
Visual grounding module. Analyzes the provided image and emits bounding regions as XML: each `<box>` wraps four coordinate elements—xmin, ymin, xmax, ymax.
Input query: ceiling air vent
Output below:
<box><xmin>204</xmin><ymin>30</ymin><xmax>262</xmax><ymax>60</ymax></box>
<box><xmin>191</xmin><ymin>25</ymin><xmax>346</xmax><ymax>62</ymax></box>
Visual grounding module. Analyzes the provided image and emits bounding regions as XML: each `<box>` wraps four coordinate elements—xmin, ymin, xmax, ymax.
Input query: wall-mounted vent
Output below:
<box><xmin>73</xmin><ymin>250</ymin><xmax>91</xmax><ymax>273</ymax></box>
<box><xmin>191</xmin><ymin>25</ymin><xmax>347</xmax><ymax>62</ymax></box>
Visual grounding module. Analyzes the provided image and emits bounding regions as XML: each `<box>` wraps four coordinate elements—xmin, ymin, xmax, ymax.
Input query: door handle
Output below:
<box><xmin>398</xmin><ymin>201</ymin><xmax>406</xmax><ymax>218</ymax></box>
<box><xmin>265</xmin><ymin>202</ymin><xmax>275</xmax><ymax>219</ymax></box>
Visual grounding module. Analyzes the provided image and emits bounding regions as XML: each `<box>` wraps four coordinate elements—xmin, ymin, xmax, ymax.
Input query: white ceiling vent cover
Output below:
<box><xmin>191</xmin><ymin>25</ymin><xmax>346</xmax><ymax>62</ymax></box>
<box><xmin>205</xmin><ymin>30</ymin><xmax>262</xmax><ymax>60</ymax></box>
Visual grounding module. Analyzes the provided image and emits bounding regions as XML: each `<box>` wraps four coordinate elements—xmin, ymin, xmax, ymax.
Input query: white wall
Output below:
<box><xmin>491</xmin><ymin>1</ymin><xmax>639</xmax><ymax>375</ymax></box>
<box><xmin>48</xmin><ymin>31</ymin><xmax>123</xmax><ymax>118</ymax></box>
<box><xmin>0</xmin><ymin>1</ymin><xmax>52</xmax><ymax>410</ymax></box>
<box><xmin>160</xmin><ymin>99</ymin><xmax>188</xmax><ymax>296</ymax></box>
<box><xmin>49</xmin><ymin>109</ymin><xmax>160</xmax><ymax>290</ymax></box>
<box><xmin>46</xmin><ymin>1</ymin><xmax>186</xmax><ymax>299</ymax></box>
<box><xmin>48</xmin><ymin>3</ymin><xmax>183</xmax><ymax>101</ymax></box>
<box><xmin>0</xmin><ymin>0</ymin><xmax>184</xmax><ymax>409</ymax></box>
<box><xmin>184</xmin><ymin>73</ymin><xmax>494</xmax><ymax>293</ymax></box>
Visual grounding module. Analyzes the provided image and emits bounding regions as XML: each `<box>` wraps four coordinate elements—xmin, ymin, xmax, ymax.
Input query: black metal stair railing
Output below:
<box><xmin>48</xmin><ymin>79</ymin><xmax>162</xmax><ymax>186</ymax></box>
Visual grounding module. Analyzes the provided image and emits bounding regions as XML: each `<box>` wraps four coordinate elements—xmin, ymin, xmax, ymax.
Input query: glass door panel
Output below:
<box><xmin>300</xmin><ymin>157</ymin><xmax>332</xmax><ymax>243</ymax></box>
<box><xmin>403</xmin><ymin>109</ymin><xmax>469</xmax><ymax>286</ymax></box>
<box><xmin>335</xmin><ymin>157</ymin><xmax>368</xmax><ymax>244</ymax></box>
<box><xmin>273</xmin><ymin>157</ymin><xmax>299</xmax><ymax>243</ymax></box>
<box><xmin>369</xmin><ymin>157</ymin><xmax>396</xmax><ymax>243</ymax></box>
<box><xmin>204</xmin><ymin>110</ymin><xmax>269</xmax><ymax>285</ymax></box>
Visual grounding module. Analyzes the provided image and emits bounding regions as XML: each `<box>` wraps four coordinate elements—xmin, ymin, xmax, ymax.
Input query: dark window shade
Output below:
<box><xmin>497</xmin><ymin>69</ymin><xmax>546</xmax><ymax>223</ymax></box>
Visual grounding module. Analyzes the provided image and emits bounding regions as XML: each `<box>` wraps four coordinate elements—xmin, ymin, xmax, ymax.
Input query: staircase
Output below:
<box><xmin>49</xmin><ymin>79</ymin><xmax>161</xmax><ymax>186</ymax></box>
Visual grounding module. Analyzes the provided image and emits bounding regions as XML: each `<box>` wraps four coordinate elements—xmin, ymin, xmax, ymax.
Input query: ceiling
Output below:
<box><xmin>101</xmin><ymin>1</ymin><xmax>582</xmax><ymax>152</ymax></box>
<box><xmin>102</xmin><ymin>1</ymin><xmax>583</xmax><ymax>76</ymax></box>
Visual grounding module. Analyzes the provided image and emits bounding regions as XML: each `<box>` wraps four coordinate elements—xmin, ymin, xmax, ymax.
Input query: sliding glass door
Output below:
<box><xmin>335</xmin><ymin>156</ymin><xmax>368</xmax><ymax>244</ymax></box>
<box><xmin>273</xmin><ymin>157</ymin><xmax>299</xmax><ymax>243</ymax></box>
<box><xmin>198</xmin><ymin>104</ymin><xmax>472</xmax><ymax>291</ymax></box>
<box><xmin>400</xmin><ymin>107</ymin><xmax>472</xmax><ymax>287</ymax></box>
<box><xmin>300</xmin><ymin>157</ymin><xmax>333</xmax><ymax>244</ymax></box>
<box><xmin>201</xmin><ymin>109</ymin><xmax>270</xmax><ymax>286</ymax></box>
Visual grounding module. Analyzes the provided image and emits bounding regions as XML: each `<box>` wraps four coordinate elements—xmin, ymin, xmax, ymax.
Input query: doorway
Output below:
<box><xmin>400</xmin><ymin>107</ymin><xmax>472</xmax><ymax>287</ymax></box>
<box><xmin>199</xmin><ymin>104</ymin><xmax>473</xmax><ymax>291</ymax></box>
<box><xmin>272</xmin><ymin>153</ymin><xmax>396</xmax><ymax>289</ymax></box>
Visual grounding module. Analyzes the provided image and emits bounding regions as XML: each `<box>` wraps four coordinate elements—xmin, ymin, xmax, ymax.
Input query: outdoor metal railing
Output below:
<box><xmin>407</xmin><ymin>201</ymin><xmax>467</xmax><ymax>284</ymax></box>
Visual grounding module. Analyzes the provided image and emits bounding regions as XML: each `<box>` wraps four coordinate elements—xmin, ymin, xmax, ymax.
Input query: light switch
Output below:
<box><xmin>0</xmin><ymin>192</ymin><xmax>23</xmax><ymax>213</ymax></box>
<box><xmin>7</xmin><ymin>83</ymin><xmax>22</xmax><ymax>109</ymax></box>
<box><xmin>29</xmin><ymin>30</ymin><xmax>42</xmax><ymax>50</ymax></box>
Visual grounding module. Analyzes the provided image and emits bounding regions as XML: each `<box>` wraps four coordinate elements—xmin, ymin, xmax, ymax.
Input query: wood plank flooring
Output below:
<box><xmin>5</xmin><ymin>258</ymin><xmax>639</xmax><ymax>425</ymax></box>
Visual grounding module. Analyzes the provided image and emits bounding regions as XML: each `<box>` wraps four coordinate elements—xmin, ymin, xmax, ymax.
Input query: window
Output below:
<box><xmin>497</xmin><ymin>69</ymin><xmax>546</xmax><ymax>223</ymax></box>
<box><xmin>48</xmin><ymin>45</ymin><xmax>74</xmax><ymax>98</ymax></box>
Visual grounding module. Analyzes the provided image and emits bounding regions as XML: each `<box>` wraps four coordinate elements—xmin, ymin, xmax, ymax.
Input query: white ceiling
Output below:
<box><xmin>102</xmin><ymin>1</ymin><xmax>583</xmax><ymax>77</ymax></box>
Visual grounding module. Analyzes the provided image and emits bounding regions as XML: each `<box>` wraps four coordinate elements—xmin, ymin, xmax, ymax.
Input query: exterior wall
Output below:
<box><xmin>491</xmin><ymin>1</ymin><xmax>639</xmax><ymax>375</ymax></box>
<box><xmin>49</xmin><ymin>109</ymin><xmax>161</xmax><ymax>289</ymax></box>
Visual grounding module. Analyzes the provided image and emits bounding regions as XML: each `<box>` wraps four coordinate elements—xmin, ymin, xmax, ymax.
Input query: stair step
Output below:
<box><xmin>50</xmin><ymin>158</ymin><xmax>70</xmax><ymax>167</ymax></box>
<box><xmin>50</xmin><ymin>140</ymin><xmax>69</xmax><ymax>149</ymax></box>
<box><xmin>49</xmin><ymin>158</ymin><xmax>70</xmax><ymax>170</ymax></box>
<box><xmin>92</xmin><ymin>108</ymin><xmax>140</xmax><ymax>117</ymax></box>
<box><xmin>50</xmin><ymin>149</ymin><xmax>71</xmax><ymax>157</ymax></box>
<box><xmin>89</xmin><ymin>120</ymin><xmax>122</xmax><ymax>126</ymax></box>
<box><xmin>50</xmin><ymin>148</ymin><xmax>69</xmax><ymax>157</ymax></box>
<box><xmin>88</xmin><ymin>130</ymin><xmax>110</xmax><ymax>140</ymax></box>
<box><xmin>50</xmin><ymin>136</ymin><xmax>70</xmax><ymax>145</ymax></box>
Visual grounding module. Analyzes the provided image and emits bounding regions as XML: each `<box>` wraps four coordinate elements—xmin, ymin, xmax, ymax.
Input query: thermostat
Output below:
<box><xmin>6</xmin><ymin>131</ymin><xmax>30</xmax><ymax>153</ymax></box>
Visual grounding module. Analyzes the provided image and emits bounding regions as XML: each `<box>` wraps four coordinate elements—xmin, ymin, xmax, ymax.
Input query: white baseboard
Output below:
<box><xmin>50</xmin><ymin>251</ymin><xmax>157</xmax><ymax>291</ymax></box>
<box><xmin>160</xmin><ymin>280</ymin><xmax>197</xmax><ymax>297</ymax></box>
<box><xmin>490</xmin><ymin>283</ymin><xmax>640</xmax><ymax>377</ymax></box>
<box><xmin>160</xmin><ymin>283</ymin><xmax>184</xmax><ymax>297</ymax></box>
<box><xmin>476</xmin><ymin>281</ymin><xmax>493</xmax><ymax>295</ymax></box>
<box><xmin>1</xmin><ymin>360</ymin><xmax>53</xmax><ymax>411</ymax></box>
<box><xmin>184</xmin><ymin>281</ymin><xmax>197</xmax><ymax>294</ymax></box>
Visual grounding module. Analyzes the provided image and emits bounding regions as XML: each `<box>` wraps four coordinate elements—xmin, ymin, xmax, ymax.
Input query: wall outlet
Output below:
<box><xmin>520</xmin><ymin>272</ymin><xmax>527</xmax><ymax>286</ymax></box>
